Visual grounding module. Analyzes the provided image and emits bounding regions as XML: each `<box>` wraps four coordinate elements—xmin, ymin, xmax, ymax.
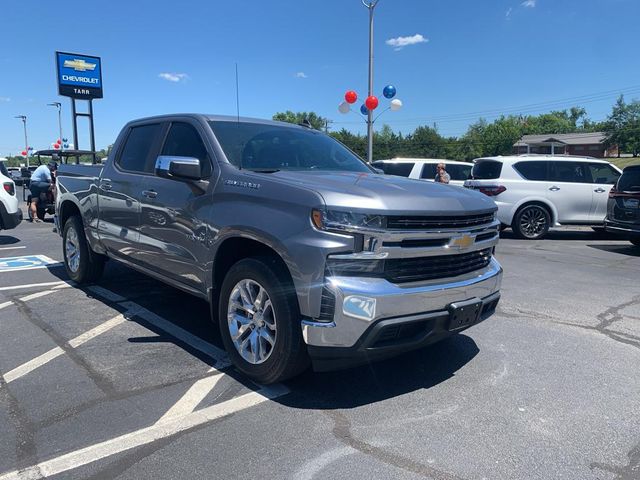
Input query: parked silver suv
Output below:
<box><xmin>57</xmin><ymin>115</ymin><xmax>503</xmax><ymax>383</ymax></box>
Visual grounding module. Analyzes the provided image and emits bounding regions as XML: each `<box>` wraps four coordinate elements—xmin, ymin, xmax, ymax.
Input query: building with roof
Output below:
<box><xmin>512</xmin><ymin>132</ymin><xmax>617</xmax><ymax>158</ymax></box>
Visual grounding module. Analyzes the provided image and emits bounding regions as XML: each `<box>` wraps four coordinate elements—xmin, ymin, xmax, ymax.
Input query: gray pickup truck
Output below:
<box><xmin>56</xmin><ymin>114</ymin><xmax>503</xmax><ymax>383</ymax></box>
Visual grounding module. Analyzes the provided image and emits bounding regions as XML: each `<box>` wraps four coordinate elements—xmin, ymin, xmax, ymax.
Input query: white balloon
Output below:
<box><xmin>390</xmin><ymin>99</ymin><xmax>403</xmax><ymax>111</ymax></box>
<box><xmin>338</xmin><ymin>102</ymin><xmax>351</xmax><ymax>114</ymax></box>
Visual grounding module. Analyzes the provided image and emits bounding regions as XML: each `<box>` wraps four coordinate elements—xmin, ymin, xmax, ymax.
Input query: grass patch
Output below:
<box><xmin>609</xmin><ymin>157</ymin><xmax>640</xmax><ymax>169</ymax></box>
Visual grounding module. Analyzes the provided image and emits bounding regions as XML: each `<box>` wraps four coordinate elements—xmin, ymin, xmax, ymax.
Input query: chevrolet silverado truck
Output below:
<box><xmin>56</xmin><ymin>114</ymin><xmax>503</xmax><ymax>384</ymax></box>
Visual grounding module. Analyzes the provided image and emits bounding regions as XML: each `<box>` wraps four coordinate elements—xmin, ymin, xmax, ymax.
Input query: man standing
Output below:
<box><xmin>29</xmin><ymin>161</ymin><xmax>57</xmax><ymax>222</ymax></box>
<box><xmin>435</xmin><ymin>162</ymin><xmax>451</xmax><ymax>184</ymax></box>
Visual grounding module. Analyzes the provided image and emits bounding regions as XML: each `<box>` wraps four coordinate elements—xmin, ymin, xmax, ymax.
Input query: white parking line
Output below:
<box><xmin>118</xmin><ymin>301</ymin><xmax>231</xmax><ymax>369</ymax></box>
<box><xmin>2</xmin><ymin>314</ymin><xmax>126</xmax><ymax>384</ymax></box>
<box><xmin>0</xmin><ymin>300</ymin><xmax>13</xmax><ymax>311</ymax></box>
<box><xmin>0</xmin><ymin>281</ymin><xmax>67</xmax><ymax>292</ymax></box>
<box><xmin>0</xmin><ymin>384</ymin><xmax>288</xmax><ymax>480</ymax></box>
<box><xmin>18</xmin><ymin>289</ymin><xmax>57</xmax><ymax>302</ymax></box>
<box><xmin>0</xmin><ymin>246</ymin><xmax>26</xmax><ymax>251</ymax></box>
<box><xmin>156</xmin><ymin>374</ymin><xmax>224</xmax><ymax>424</ymax></box>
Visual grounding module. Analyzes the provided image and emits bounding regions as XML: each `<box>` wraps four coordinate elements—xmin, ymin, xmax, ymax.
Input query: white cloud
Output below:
<box><xmin>0</xmin><ymin>97</ymin><xmax>10</xmax><ymax>102</ymax></box>
<box><xmin>385</xmin><ymin>34</ymin><xmax>429</xmax><ymax>51</ymax></box>
<box><xmin>294</xmin><ymin>72</ymin><xmax>308</xmax><ymax>79</ymax></box>
<box><xmin>506</xmin><ymin>7</ymin><xmax>513</xmax><ymax>17</ymax></box>
<box><xmin>521</xmin><ymin>0</ymin><xmax>536</xmax><ymax>7</ymax></box>
<box><xmin>158</xmin><ymin>72</ymin><xmax>189</xmax><ymax>83</ymax></box>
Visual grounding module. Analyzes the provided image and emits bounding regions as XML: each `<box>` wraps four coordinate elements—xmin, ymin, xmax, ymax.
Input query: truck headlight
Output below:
<box><xmin>311</xmin><ymin>209</ymin><xmax>385</xmax><ymax>232</ymax></box>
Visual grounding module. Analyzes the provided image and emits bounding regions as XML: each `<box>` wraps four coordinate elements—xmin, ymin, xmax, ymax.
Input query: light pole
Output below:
<box><xmin>14</xmin><ymin>115</ymin><xmax>29</xmax><ymax>168</ymax></box>
<box><xmin>47</xmin><ymin>102</ymin><xmax>63</xmax><ymax>150</ymax></box>
<box><xmin>363</xmin><ymin>0</ymin><xmax>379</xmax><ymax>163</ymax></box>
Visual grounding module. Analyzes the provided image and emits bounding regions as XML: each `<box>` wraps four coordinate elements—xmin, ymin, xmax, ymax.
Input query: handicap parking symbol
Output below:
<box><xmin>0</xmin><ymin>255</ymin><xmax>60</xmax><ymax>273</ymax></box>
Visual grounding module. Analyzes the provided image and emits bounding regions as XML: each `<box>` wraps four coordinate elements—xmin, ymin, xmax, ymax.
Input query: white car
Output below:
<box><xmin>372</xmin><ymin>158</ymin><xmax>472</xmax><ymax>186</ymax></box>
<box><xmin>464</xmin><ymin>155</ymin><xmax>622</xmax><ymax>239</ymax></box>
<box><xmin>0</xmin><ymin>158</ymin><xmax>22</xmax><ymax>231</ymax></box>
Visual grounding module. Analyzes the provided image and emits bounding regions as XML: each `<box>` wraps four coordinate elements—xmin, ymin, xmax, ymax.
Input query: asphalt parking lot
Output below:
<box><xmin>0</xmin><ymin>209</ymin><xmax>639</xmax><ymax>480</ymax></box>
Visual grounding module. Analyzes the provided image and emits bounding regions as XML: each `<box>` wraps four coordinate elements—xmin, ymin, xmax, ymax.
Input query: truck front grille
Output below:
<box><xmin>387</xmin><ymin>213</ymin><xmax>495</xmax><ymax>230</ymax></box>
<box><xmin>384</xmin><ymin>248</ymin><xmax>492</xmax><ymax>283</ymax></box>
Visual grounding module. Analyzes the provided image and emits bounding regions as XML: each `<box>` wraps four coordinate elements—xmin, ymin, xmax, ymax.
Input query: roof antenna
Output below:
<box><xmin>235</xmin><ymin>62</ymin><xmax>242</xmax><ymax>170</ymax></box>
<box><xmin>235</xmin><ymin>62</ymin><xmax>241</xmax><ymax>125</ymax></box>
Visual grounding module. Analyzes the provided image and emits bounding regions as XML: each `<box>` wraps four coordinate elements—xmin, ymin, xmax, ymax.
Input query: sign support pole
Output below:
<box><xmin>71</xmin><ymin>98</ymin><xmax>79</xmax><ymax>154</ymax></box>
<box><xmin>88</xmin><ymin>100</ymin><xmax>96</xmax><ymax>163</ymax></box>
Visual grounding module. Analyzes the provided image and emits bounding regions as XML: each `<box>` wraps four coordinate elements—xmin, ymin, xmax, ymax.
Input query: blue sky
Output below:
<box><xmin>1</xmin><ymin>0</ymin><xmax>639</xmax><ymax>155</ymax></box>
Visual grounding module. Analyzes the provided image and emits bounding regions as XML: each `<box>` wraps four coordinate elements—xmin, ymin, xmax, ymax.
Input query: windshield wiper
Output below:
<box><xmin>247</xmin><ymin>168</ymin><xmax>280</xmax><ymax>173</ymax></box>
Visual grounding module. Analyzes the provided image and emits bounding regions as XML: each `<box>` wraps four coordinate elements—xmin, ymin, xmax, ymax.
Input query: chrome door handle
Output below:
<box><xmin>594</xmin><ymin>188</ymin><xmax>606</xmax><ymax>193</ymax></box>
<box><xmin>141</xmin><ymin>190</ymin><xmax>158</xmax><ymax>199</ymax></box>
<box><xmin>549</xmin><ymin>186</ymin><xmax>560</xmax><ymax>191</ymax></box>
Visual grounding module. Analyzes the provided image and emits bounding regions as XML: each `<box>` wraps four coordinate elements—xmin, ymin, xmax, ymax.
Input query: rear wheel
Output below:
<box><xmin>218</xmin><ymin>256</ymin><xmax>308</xmax><ymax>384</ymax></box>
<box><xmin>512</xmin><ymin>204</ymin><xmax>550</xmax><ymax>240</ymax></box>
<box><xmin>63</xmin><ymin>215</ymin><xmax>106</xmax><ymax>284</ymax></box>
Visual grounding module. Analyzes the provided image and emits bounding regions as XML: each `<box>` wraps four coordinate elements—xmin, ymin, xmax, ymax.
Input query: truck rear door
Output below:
<box><xmin>97</xmin><ymin>122</ymin><xmax>165</xmax><ymax>261</ymax></box>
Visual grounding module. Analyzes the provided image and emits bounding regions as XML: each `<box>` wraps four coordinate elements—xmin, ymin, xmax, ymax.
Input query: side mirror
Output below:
<box><xmin>155</xmin><ymin>155</ymin><xmax>202</xmax><ymax>181</ymax></box>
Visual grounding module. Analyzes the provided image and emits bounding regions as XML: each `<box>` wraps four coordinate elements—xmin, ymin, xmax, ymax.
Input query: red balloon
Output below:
<box><xmin>21</xmin><ymin>150</ymin><xmax>27</xmax><ymax>156</ymax></box>
<box><xmin>365</xmin><ymin>96</ymin><xmax>379</xmax><ymax>110</ymax></box>
<box><xmin>345</xmin><ymin>90</ymin><xmax>358</xmax><ymax>104</ymax></box>
<box><xmin>56</xmin><ymin>139</ymin><xmax>62</xmax><ymax>144</ymax></box>
<box><xmin>53</xmin><ymin>144</ymin><xmax>60</xmax><ymax>149</ymax></box>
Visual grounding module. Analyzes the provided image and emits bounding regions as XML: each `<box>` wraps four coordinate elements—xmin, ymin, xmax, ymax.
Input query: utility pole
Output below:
<box><xmin>14</xmin><ymin>115</ymin><xmax>29</xmax><ymax>168</ymax></box>
<box><xmin>47</xmin><ymin>102</ymin><xmax>63</xmax><ymax>150</ymax></box>
<box><xmin>363</xmin><ymin>0</ymin><xmax>379</xmax><ymax>163</ymax></box>
<box><xmin>324</xmin><ymin>119</ymin><xmax>334</xmax><ymax>133</ymax></box>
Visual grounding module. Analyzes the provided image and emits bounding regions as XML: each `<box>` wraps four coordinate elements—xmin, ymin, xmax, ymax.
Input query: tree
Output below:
<box><xmin>272</xmin><ymin>111</ymin><xmax>330</xmax><ymax>131</ymax></box>
<box><xmin>604</xmin><ymin>95</ymin><xmax>640</xmax><ymax>157</ymax></box>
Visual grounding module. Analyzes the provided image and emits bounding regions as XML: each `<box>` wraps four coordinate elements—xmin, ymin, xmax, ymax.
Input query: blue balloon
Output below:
<box><xmin>360</xmin><ymin>104</ymin><xmax>369</xmax><ymax>115</ymax></box>
<box><xmin>383</xmin><ymin>85</ymin><xmax>397</xmax><ymax>99</ymax></box>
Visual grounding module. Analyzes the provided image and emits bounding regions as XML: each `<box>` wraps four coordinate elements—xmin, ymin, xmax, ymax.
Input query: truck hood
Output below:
<box><xmin>267</xmin><ymin>171</ymin><xmax>496</xmax><ymax>215</ymax></box>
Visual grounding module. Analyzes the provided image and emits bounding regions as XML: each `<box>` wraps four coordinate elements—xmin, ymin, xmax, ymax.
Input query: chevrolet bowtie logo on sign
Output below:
<box><xmin>63</xmin><ymin>59</ymin><xmax>97</xmax><ymax>72</ymax></box>
<box><xmin>56</xmin><ymin>51</ymin><xmax>103</xmax><ymax>99</ymax></box>
<box><xmin>449</xmin><ymin>234</ymin><xmax>475</xmax><ymax>249</ymax></box>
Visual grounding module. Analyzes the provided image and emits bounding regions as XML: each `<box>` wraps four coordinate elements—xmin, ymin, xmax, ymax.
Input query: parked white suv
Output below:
<box><xmin>464</xmin><ymin>155</ymin><xmax>621</xmax><ymax>239</ymax></box>
<box><xmin>372</xmin><ymin>158</ymin><xmax>472</xmax><ymax>186</ymax></box>
<box><xmin>0</xmin><ymin>158</ymin><xmax>22</xmax><ymax>231</ymax></box>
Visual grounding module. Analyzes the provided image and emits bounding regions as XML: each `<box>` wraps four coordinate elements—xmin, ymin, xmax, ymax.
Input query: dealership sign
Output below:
<box><xmin>55</xmin><ymin>51</ymin><xmax>103</xmax><ymax>99</ymax></box>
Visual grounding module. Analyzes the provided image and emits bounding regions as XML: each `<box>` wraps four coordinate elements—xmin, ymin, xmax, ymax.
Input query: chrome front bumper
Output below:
<box><xmin>302</xmin><ymin>257</ymin><xmax>503</xmax><ymax>348</ymax></box>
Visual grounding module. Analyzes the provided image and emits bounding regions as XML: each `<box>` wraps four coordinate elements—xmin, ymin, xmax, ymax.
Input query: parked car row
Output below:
<box><xmin>0</xmin><ymin>158</ymin><xmax>23</xmax><ymax>231</ymax></box>
<box><xmin>374</xmin><ymin>154</ymin><xmax>638</xmax><ymax>245</ymax></box>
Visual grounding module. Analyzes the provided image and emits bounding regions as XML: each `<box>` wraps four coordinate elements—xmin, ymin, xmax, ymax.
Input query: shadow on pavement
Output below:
<box><xmin>587</xmin><ymin>243</ymin><xmax>640</xmax><ymax>257</ymax></box>
<box><xmin>0</xmin><ymin>235</ymin><xmax>21</xmax><ymax>245</ymax></box>
<box><xmin>500</xmin><ymin>229</ymin><xmax>621</xmax><ymax>241</ymax></box>
<box><xmin>280</xmin><ymin>334</ymin><xmax>479</xmax><ymax>410</ymax></box>
<box><xmin>46</xmin><ymin>258</ymin><xmax>479</xmax><ymax>407</ymax></box>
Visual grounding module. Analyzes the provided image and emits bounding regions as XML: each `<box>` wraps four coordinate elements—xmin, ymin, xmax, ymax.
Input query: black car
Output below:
<box><xmin>605</xmin><ymin>165</ymin><xmax>640</xmax><ymax>247</ymax></box>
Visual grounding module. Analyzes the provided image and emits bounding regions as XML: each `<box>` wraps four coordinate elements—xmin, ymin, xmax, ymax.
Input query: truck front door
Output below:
<box><xmin>137</xmin><ymin>121</ymin><xmax>214</xmax><ymax>291</ymax></box>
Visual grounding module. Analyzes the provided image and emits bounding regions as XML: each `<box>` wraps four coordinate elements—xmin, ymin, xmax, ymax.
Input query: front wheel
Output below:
<box><xmin>218</xmin><ymin>256</ymin><xmax>308</xmax><ymax>384</ymax></box>
<box><xmin>62</xmin><ymin>215</ymin><xmax>106</xmax><ymax>284</ymax></box>
<box><xmin>512</xmin><ymin>204</ymin><xmax>550</xmax><ymax>240</ymax></box>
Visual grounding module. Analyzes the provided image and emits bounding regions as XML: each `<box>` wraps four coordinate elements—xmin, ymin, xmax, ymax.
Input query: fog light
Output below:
<box><xmin>343</xmin><ymin>295</ymin><xmax>376</xmax><ymax>321</ymax></box>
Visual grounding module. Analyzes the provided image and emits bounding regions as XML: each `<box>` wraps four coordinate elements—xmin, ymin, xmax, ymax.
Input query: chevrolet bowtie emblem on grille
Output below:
<box><xmin>63</xmin><ymin>59</ymin><xmax>97</xmax><ymax>72</ymax></box>
<box><xmin>449</xmin><ymin>234</ymin><xmax>475</xmax><ymax>249</ymax></box>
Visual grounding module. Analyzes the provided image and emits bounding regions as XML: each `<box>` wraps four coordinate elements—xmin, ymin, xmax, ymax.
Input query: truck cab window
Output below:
<box><xmin>118</xmin><ymin>124</ymin><xmax>163</xmax><ymax>174</ymax></box>
<box><xmin>161</xmin><ymin>123</ymin><xmax>212</xmax><ymax>177</ymax></box>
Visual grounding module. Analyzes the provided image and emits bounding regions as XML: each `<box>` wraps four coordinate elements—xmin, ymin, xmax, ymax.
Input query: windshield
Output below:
<box><xmin>209</xmin><ymin>121</ymin><xmax>372</xmax><ymax>173</ymax></box>
<box><xmin>472</xmin><ymin>160</ymin><xmax>503</xmax><ymax>179</ymax></box>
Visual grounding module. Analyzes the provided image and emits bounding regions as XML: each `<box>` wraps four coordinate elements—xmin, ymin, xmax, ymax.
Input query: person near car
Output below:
<box><xmin>435</xmin><ymin>162</ymin><xmax>450</xmax><ymax>184</ymax></box>
<box><xmin>29</xmin><ymin>161</ymin><xmax>57</xmax><ymax>222</ymax></box>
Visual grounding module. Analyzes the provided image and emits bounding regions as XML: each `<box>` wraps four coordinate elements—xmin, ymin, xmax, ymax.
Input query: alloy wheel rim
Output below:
<box><xmin>65</xmin><ymin>227</ymin><xmax>81</xmax><ymax>273</ymax></box>
<box><xmin>227</xmin><ymin>279</ymin><xmax>277</xmax><ymax>365</ymax></box>
<box><xmin>520</xmin><ymin>207</ymin><xmax>547</xmax><ymax>238</ymax></box>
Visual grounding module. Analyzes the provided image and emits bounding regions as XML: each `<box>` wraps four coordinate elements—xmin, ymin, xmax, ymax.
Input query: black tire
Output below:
<box><xmin>218</xmin><ymin>256</ymin><xmax>309</xmax><ymax>384</ymax></box>
<box><xmin>512</xmin><ymin>204</ymin><xmax>550</xmax><ymax>240</ymax></box>
<box><xmin>631</xmin><ymin>238</ymin><xmax>640</xmax><ymax>247</ymax></box>
<box><xmin>62</xmin><ymin>215</ymin><xmax>106</xmax><ymax>284</ymax></box>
